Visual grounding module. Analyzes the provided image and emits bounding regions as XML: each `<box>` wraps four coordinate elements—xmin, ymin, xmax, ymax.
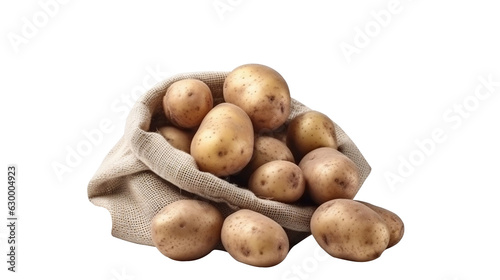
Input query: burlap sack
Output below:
<box><xmin>87</xmin><ymin>71</ymin><xmax>371</xmax><ymax>249</ymax></box>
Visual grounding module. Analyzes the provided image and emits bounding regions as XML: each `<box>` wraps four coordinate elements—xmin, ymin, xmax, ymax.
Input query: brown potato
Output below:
<box><xmin>241</xmin><ymin>135</ymin><xmax>295</xmax><ymax>179</ymax></box>
<box><xmin>163</xmin><ymin>79</ymin><xmax>213</xmax><ymax>129</ymax></box>
<box><xmin>286</xmin><ymin>110</ymin><xmax>338</xmax><ymax>161</ymax></box>
<box><xmin>190</xmin><ymin>103</ymin><xmax>254</xmax><ymax>177</ymax></box>
<box><xmin>356</xmin><ymin>201</ymin><xmax>404</xmax><ymax>248</ymax></box>
<box><xmin>299</xmin><ymin>147</ymin><xmax>361</xmax><ymax>205</ymax></box>
<box><xmin>223</xmin><ymin>64</ymin><xmax>291</xmax><ymax>132</ymax></box>
<box><xmin>248</xmin><ymin>160</ymin><xmax>305</xmax><ymax>203</ymax></box>
<box><xmin>310</xmin><ymin>199</ymin><xmax>390</xmax><ymax>262</ymax></box>
<box><xmin>157</xmin><ymin>126</ymin><xmax>194</xmax><ymax>154</ymax></box>
<box><xmin>221</xmin><ymin>209</ymin><xmax>289</xmax><ymax>267</ymax></box>
<box><xmin>151</xmin><ymin>200</ymin><xmax>224</xmax><ymax>261</ymax></box>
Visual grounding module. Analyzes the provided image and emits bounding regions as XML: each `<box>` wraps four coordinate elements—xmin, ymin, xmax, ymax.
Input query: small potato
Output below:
<box><xmin>157</xmin><ymin>126</ymin><xmax>194</xmax><ymax>154</ymax></box>
<box><xmin>221</xmin><ymin>209</ymin><xmax>289</xmax><ymax>267</ymax></box>
<box><xmin>286</xmin><ymin>111</ymin><xmax>338</xmax><ymax>161</ymax></box>
<box><xmin>310</xmin><ymin>199</ymin><xmax>390</xmax><ymax>262</ymax></box>
<box><xmin>299</xmin><ymin>147</ymin><xmax>361</xmax><ymax>205</ymax></box>
<box><xmin>163</xmin><ymin>79</ymin><xmax>213</xmax><ymax>129</ymax></box>
<box><xmin>248</xmin><ymin>160</ymin><xmax>305</xmax><ymax>203</ymax></box>
<box><xmin>237</xmin><ymin>136</ymin><xmax>295</xmax><ymax>182</ymax></box>
<box><xmin>190</xmin><ymin>103</ymin><xmax>254</xmax><ymax>177</ymax></box>
<box><xmin>151</xmin><ymin>200</ymin><xmax>224</xmax><ymax>261</ymax></box>
<box><xmin>249</xmin><ymin>136</ymin><xmax>295</xmax><ymax>168</ymax></box>
<box><xmin>356</xmin><ymin>201</ymin><xmax>404</xmax><ymax>248</ymax></box>
<box><xmin>223</xmin><ymin>64</ymin><xmax>291</xmax><ymax>132</ymax></box>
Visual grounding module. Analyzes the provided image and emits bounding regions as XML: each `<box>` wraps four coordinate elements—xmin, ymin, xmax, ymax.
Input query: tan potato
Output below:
<box><xmin>237</xmin><ymin>135</ymin><xmax>294</xmax><ymax>181</ymax></box>
<box><xmin>356</xmin><ymin>201</ymin><xmax>404</xmax><ymax>248</ymax></box>
<box><xmin>286</xmin><ymin>110</ymin><xmax>338</xmax><ymax>161</ymax></box>
<box><xmin>151</xmin><ymin>199</ymin><xmax>224</xmax><ymax>261</ymax></box>
<box><xmin>157</xmin><ymin>126</ymin><xmax>194</xmax><ymax>154</ymax></box>
<box><xmin>190</xmin><ymin>103</ymin><xmax>254</xmax><ymax>177</ymax></box>
<box><xmin>299</xmin><ymin>147</ymin><xmax>361</xmax><ymax>205</ymax></box>
<box><xmin>163</xmin><ymin>79</ymin><xmax>213</xmax><ymax>129</ymax></box>
<box><xmin>248</xmin><ymin>160</ymin><xmax>305</xmax><ymax>203</ymax></box>
<box><xmin>223</xmin><ymin>64</ymin><xmax>291</xmax><ymax>132</ymax></box>
<box><xmin>310</xmin><ymin>199</ymin><xmax>390</xmax><ymax>262</ymax></box>
<box><xmin>221</xmin><ymin>209</ymin><xmax>289</xmax><ymax>267</ymax></box>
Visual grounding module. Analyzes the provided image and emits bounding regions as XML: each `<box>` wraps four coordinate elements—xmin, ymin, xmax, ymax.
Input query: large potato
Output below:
<box><xmin>286</xmin><ymin>110</ymin><xmax>338</xmax><ymax>161</ymax></box>
<box><xmin>190</xmin><ymin>103</ymin><xmax>254</xmax><ymax>177</ymax></box>
<box><xmin>299</xmin><ymin>147</ymin><xmax>361</xmax><ymax>205</ymax></box>
<box><xmin>151</xmin><ymin>199</ymin><xmax>224</xmax><ymax>261</ymax></box>
<box><xmin>157</xmin><ymin>126</ymin><xmax>194</xmax><ymax>154</ymax></box>
<box><xmin>162</xmin><ymin>79</ymin><xmax>213</xmax><ymax>129</ymax></box>
<box><xmin>223</xmin><ymin>64</ymin><xmax>291</xmax><ymax>132</ymax></box>
<box><xmin>221</xmin><ymin>209</ymin><xmax>289</xmax><ymax>267</ymax></box>
<box><xmin>310</xmin><ymin>199</ymin><xmax>390</xmax><ymax>262</ymax></box>
<box><xmin>357</xmin><ymin>201</ymin><xmax>404</xmax><ymax>248</ymax></box>
<box><xmin>248</xmin><ymin>160</ymin><xmax>305</xmax><ymax>203</ymax></box>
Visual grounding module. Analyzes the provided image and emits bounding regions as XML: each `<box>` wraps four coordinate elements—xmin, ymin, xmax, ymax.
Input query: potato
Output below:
<box><xmin>357</xmin><ymin>201</ymin><xmax>404</xmax><ymax>248</ymax></box>
<box><xmin>157</xmin><ymin>126</ymin><xmax>194</xmax><ymax>154</ymax></box>
<box><xmin>223</xmin><ymin>64</ymin><xmax>291</xmax><ymax>132</ymax></box>
<box><xmin>190</xmin><ymin>103</ymin><xmax>254</xmax><ymax>177</ymax></box>
<box><xmin>221</xmin><ymin>209</ymin><xmax>289</xmax><ymax>267</ymax></box>
<box><xmin>237</xmin><ymin>135</ymin><xmax>294</xmax><ymax>181</ymax></box>
<box><xmin>299</xmin><ymin>147</ymin><xmax>361</xmax><ymax>205</ymax></box>
<box><xmin>151</xmin><ymin>199</ymin><xmax>224</xmax><ymax>261</ymax></box>
<box><xmin>286</xmin><ymin>110</ymin><xmax>338</xmax><ymax>161</ymax></box>
<box><xmin>248</xmin><ymin>160</ymin><xmax>305</xmax><ymax>203</ymax></box>
<box><xmin>310</xmin><ymin>199</ymin><xmax>390</xmax><ymax>262</ymax></box>
<box><xmin>162</xmin><ymin>79</ymin><xmax>213</xmax><ymax>129</ymax></box>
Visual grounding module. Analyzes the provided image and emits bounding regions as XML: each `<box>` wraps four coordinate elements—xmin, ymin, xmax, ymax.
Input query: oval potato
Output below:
<box><xmin>356</xmin><ymin>201</ymin><xmax>404</xmax><ymax>248</ymax></box>
<box><xmin>248</xmin><ymin>160</ymin><xmax>305</xmax><ymax>203</ymax></box>
<box><xmin>151</xmin><ymin>200</ymin><xmax>224</xmax><ymax>261</ymax></box>
<box><xmin>221</xmin><ymin>209</ymin><xmax>289</xmax><ymax>267</ymax></box>
<box><xmin>310</xmin><ymin>199</ymin><xmax>390</xmax><ymax>262</ymax></box>
<box><xmin>190</xmin><ymin>103</ymin><xmax>254</xmax><ymax>177</ymax></box>
<box><xmin>163</xmin><ymin>78</ymin><xmax>213</xmax><ymax>129</ymax></box>
<box><xmin>286</xmin><ymin>110</ymin><xmax>338</xmax><ymax>161</ymax></box>
<box><xmin>236</xmin><ymin>135</ymin><xmax>295</xmax><ymax>183</ymax></box>
<box><xmin>299</xmin><ymin>147</ymin><xmax>361</xmax><ymax>205</ymax></box>
<box><xmin>157</xmin><ymin>126</ymin><xmax>194</xmax><ymax>154</ymax></box>
<box><xmin>223</xmin><ymin>64</ymin><xmax>291</xmax><ymax>132</ymax></box>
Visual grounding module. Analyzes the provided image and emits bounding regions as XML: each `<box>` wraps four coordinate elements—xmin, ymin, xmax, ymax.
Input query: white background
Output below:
<box><xmin>1</xmin><ymin>0</ymin><xmax>500</xmax><ymax>279</ymax></box>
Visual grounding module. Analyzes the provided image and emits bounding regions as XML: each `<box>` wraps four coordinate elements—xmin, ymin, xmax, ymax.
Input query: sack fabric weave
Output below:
<box><xmin>87</xmin><ymin>71</ymin><xmax>371</xmax><ymax>248</ymax></box>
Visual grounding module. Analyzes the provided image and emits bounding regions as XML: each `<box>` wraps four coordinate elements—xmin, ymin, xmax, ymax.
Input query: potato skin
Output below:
<box><xmin>248</xmin><ymin>160</ymin><xmax>305</xmax><ymax>203</ymax></box>
<box><xmin>157</xmin><ymin>126</ymin><xmax>193</xmax><ymax>154</ymax></box>
<box><xmin>221</xmin><ymin>209</ymin><xmax>289</xmax><ymax>267</ymax></box>
<box><xmin>310</xmin><ymin>199</ymin><xmax>390</xmax><ymax>262</ymax></box>
<box><xmin>151</xmin><ymin>200</ymin><xmax>224</xmax><ymax>261</ymax></box>
<box><xmin>163</xmin><ymin>79</ymin><xmax>213</xmax><ymax>129</ymax></box>
<box><xmin>190</xmin><ymin>103</ymin><xmax>254</xmax><ymax>177</ymax></box>
<box><xmin>299</xmin><ymin>147</ymin><xmax>361</xmax><ymax>205</ymax></box>
<box><xmin>356</xmin><ymin>201</ymin><xmax>404</xmax><ymax>248</ymax></box>
<box><xmin>223</xmin><ymin>64</ymin><xmax>291</xmax><ymax>132</ymax></box>
<box><xmin>286</xmin><ymin>111</ymin><xmax>338</xmax><ymax>161</ymax></box>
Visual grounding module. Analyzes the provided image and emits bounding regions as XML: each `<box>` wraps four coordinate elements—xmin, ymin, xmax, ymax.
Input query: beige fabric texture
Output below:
<box><xmin>87</xmin><ymin>71</ymin><xmax>371</xmax><ymax>248</ymax></box>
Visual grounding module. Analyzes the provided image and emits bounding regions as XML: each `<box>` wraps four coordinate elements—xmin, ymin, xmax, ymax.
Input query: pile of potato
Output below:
<box><xmin>151</xmin><ymin>63</ymin><xmax>404</xmax><ymax>267</ymax></box>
